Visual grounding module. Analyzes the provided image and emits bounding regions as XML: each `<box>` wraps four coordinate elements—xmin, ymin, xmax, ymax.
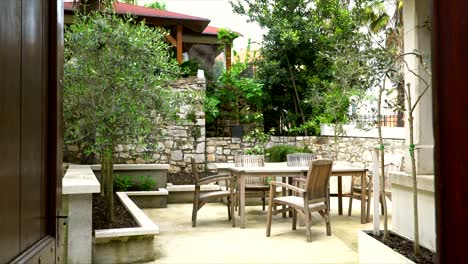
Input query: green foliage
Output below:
<box><xmin>207</xmin><ymin>40</ymin><xmax>263</xmax><ymax>124</ymax></box>
<box><xmin>217</xmin><ymin>28</ymin><xmax>240</xmax><ymax>44</ymax></box>
<box><xmin>144</xmin><ymin>1</ymin><xmax>167</xmax><ymax>11</ymax></box>
<box><xmin>137</xmin><ymin>176</ymin><xmax>157</xmax><ymax>191</ymax></box>
<box><xmin>266</xmin><ymin>145</ymin><xmax>313</xmax><ymax>162</ymax></box>
<box><xmin>204</xmin><ymin>95</ymin><xmax>221</xmax><ymax>124</ymax></box>
<box><xmin>113</xmin><ymin>175</ymin><xmax>158</xmax><ymax>191</ymax></box>
<box><xmin>114</xmin><ymin>175</ymin><xmax>133</xmax><ymax>192</ymax></box>
<box><xmin>64</xmin><ymin>12</ymin><xmax>182</xmax><ymax>156</ymax></box>
<box><xmin>231</xmin><ymin>0</ymin><xmax>376</xmax><ymax>135</ymax></box>
<box><xmin>243</xmin><ymin>128</ymin><xmax>273</xmax><ymax>155</ymax></box>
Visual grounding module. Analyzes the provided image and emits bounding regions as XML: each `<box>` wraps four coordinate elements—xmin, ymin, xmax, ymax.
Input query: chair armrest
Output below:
<box><xmin>269</xmin><ymin>181</ymin><xmax>305</xmax><ymax>194</ymax></box>
<box><xmin>197</xmin><ymin>174</ymin><xmax>232</xmax><ymax>185</ymax></box>
<box><xmin>292</xmin><ymin>178</ymin><xmax>306</xmax><ymax>183</ymax></box>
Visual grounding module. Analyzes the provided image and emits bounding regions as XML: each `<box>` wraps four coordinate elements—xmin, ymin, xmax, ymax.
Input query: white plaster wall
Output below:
<box><xmin>391</xmin><ymin>180</ymin><xmax>436</xmax><ymax>251</ymax></box>
<box><xmin>68</xmin><ymin>194</ymin><xmax>93</xmax><ymax>264</ymax></box>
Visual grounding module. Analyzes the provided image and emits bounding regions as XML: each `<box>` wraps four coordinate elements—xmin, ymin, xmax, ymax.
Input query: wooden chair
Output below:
<box><xmin>266</xmin><ymin>159</ymin><xmax>333</xmax><ymax>242</ymax></box>
<box><xmin>287</xmin><ymin>153</ymin><xmax>316</xmax><ymax>167</ymax></box>
<box><xmin>191</xmin><ymin>158</ymin><xmax>235</xmax><ymax>227</ymax></box>
<box><xmin>348</xmin><ymin>154</ymin><xmax>403</xmax><ymax>217</ymax></box>
<box><xmin>235</xmin><ymin>155</ymin><xmax>269</xmax><ymax>211</ymax></box>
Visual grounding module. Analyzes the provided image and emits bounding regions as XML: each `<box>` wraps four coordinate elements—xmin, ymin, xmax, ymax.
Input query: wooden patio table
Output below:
<box><xmin>215</xmin><ymin>162</ymin><xmax>368</xmax><ymax>228</ymax></box>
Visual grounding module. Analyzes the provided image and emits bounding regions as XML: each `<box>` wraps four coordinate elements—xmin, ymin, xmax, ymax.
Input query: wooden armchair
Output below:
<box><xmin>191</xmin><ymin>158</ymin><xmax>235</xmax><ymax>227</ymax></box>
<box><xmin>266</xmin><ymin>159</ymin><xmax>333</xmax><ymax>242</ymax></box>
<box><xmin>348</xmin><ymin>154</ymin><xmax>403</xmax><ymax>217</ymax></box>
<box><xmin>287</xmin><ymin>153</ymin><xmax>316</xmax><ymax>167</ymax></box>
<box><xmin>235</xmin><ymin>155</ymin><xmax>269</xmax><ymax>211</ymax></box>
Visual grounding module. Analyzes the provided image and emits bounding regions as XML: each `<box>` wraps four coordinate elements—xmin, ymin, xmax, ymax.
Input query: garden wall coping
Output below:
<box><xmin>90</xmin><ymin>164</ymin><xmax>170</xmax><ymax>171</ymax></box>
<box><xmin>390</xmin><ymin>172</ymin><xmax>434</xmax><ymax>193</ymax></box>
<box><xmin>124</xmin><ymin>189</ymin><xmax>168</xmax><ymax>196</ymax></box>
<box><xmin>166</xmin><ymin>183</ymin><xmax>220</xmax><ymax>192</ymax></box>
<box><xmin>94</xmin><ymin>192</ymin><xmax>159</xmax><ymax>241</ymax></box>
<box><xmin>63</xmin><ymin>164</ymin><xmax>100</xmax><ymax>194</ymax></box>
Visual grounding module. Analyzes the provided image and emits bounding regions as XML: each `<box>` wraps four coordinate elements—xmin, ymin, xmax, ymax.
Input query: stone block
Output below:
<box><xmin>206</xmin><ymin>146</ymin><xmax>216</xmax><ymax>154</ymax></box>
<box><xmin>196</xmin><ymin>143</ymin><xmax>205</xmax><ymax>153</ymax></box>
<box><xmin>216</xmin><ymin>147</ymin><xmax>223</xmax><ymax>155</ymax></box>
<box><xmin>229</xmin><ymin>144</ymin><xmax>241</xmax><ymax>149</ymax></box>
<box><xmin>207</xmin><ymin>154</ymin><xmax>216</xmax><ymax>162</ymax></box>
<box><xmin>223</xmin><ymin>149</ymin><xmax>231</xmax><ymax>155</ymax></box>
<box><xmin>171</xmin><ymin>150</ymin><xmax>183</xmax><ymax>161</ymax></box>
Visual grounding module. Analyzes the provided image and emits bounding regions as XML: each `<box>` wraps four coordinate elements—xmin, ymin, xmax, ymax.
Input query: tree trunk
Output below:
<box><xmin>285</xmin><ymin>58</ymin><xmax>306</xmax><ymax>134</ymax></box>
<box><xmin>102</xmin><ymin>149</ymin><xmax>114</xmax><ymax>225</ymax></box>
<box><xmin>406</xmin><ymin>83</ymin><xmax>420</xmax><ymax>257</ymax></box>
<box><xmin>378</xmin><ymin>84</ymin><xmax>389</xmax><ymax>240</ymax></box>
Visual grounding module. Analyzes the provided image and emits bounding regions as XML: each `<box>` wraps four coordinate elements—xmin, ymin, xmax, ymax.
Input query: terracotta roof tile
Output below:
<box><xmin>64</xmin><ymin>1</ymin><xmax>209</xmax><ymax>22</ymax></box>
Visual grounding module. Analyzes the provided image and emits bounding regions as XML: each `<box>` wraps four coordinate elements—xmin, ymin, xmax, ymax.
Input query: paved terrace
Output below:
<box><xmin>143</xmin><ymin>197</ymin><xmax>392</xmax><ymax>263</ymax></box>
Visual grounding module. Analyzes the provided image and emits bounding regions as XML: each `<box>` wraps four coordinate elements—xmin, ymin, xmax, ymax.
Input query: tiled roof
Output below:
<box><xmin>202</xmin><ymin>26</ymin><xmax>220</xmax><ymax>36</ymax></box>
<box><xmin>64</xmin><ymin>1</ymin><xmax>209</xmax><ymax>23</ymax></box>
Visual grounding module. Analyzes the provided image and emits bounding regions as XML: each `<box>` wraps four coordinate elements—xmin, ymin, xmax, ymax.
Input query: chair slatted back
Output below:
<box><xmin>304</xmin><ymin>159</ymin><xmax>333</xmax><ymax>201</ymax></box>
<box><xmin>235</xmin><ymin>155</ymin><xmax>265</xmax><ymax>185</ymax></box>
<box><xmin>287</xmin><ymin>153</ymin><xmax>316</xmax><ymax>167</ymax></box>
<box><xmin>191</xmin><ymin>158</ymin><xmax>200</xmax><ymax>184</ymax></box>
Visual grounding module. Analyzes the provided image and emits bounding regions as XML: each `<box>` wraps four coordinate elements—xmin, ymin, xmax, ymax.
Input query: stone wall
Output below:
<box><xmin>205</xmin><ymin>136</ymin><xmax>405</xmax><ymax>173</ymax></box>
<box><xmin>64</xmin><ymin>76</ymin><xmax>406</xmax><ymax>176</ymax></box>
<box><xmin>64</xmin><ymin>76</ymin><xmax>206</xmax><ymax>174</ymax></box>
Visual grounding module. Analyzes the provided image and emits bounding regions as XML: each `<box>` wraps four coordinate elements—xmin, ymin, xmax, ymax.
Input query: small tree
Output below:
<box><xmin>64</xmin><ymin>12</ymin><xmax>181</xmax><ymax>224</ymax></box>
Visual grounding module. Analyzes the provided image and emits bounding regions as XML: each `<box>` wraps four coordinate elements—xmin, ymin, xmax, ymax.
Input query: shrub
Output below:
<box><xmin>114</xmin><ymin>175</ymin><xmax>133</xmax><ymax>192</ymax></box>
<box><xmin>136</xmin><ymin>176</ymin><xmax>157</xmax><ymax>191</ymax></box>
<box><xmin>113</xmin><ymin>175</ymin><xmax>158</xmax><ymax>192</ymax></box>
<box><xmin>266</xmin><ymin>145</ymin><xmax>313</xmax><ymax>162</ymax></box>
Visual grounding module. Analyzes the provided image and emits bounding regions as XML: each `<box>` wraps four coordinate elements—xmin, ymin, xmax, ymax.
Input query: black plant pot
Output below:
<box><xmin>231</xmin><ymin>125</ymin><xmax>243</xmax><ymax>138</ymax></box>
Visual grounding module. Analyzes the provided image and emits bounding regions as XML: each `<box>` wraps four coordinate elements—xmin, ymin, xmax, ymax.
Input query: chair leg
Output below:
<box><xmin>325</xmin><ymin>209</ymin><xmax>331</xmax><ymax>236</ymax></box>
<box><xmin>292</xmin><ymin>209</ymin><xmax>297</xmax><ymax>230</ymax></box>
<box><xmin>348</xmin><ymin>180</ymin><xmax>354</xmax><ymax>216</ymax></box>
<box><xmin>227</xmin><ymin>197</ymin><xmax>231</xmax><ymax>220</ymax></box>
<box><xmin>266</xmin><ymin>187</ymin><xmax>275</xmax><ymax>237</ymax></box>
<box><xmin>304</xmin><ymin>209</ymin><xmax>312</xmax><ymax>242</ymax></box>
<box><xmin>192</xmin><ymin>202</ymin><xmax>198</xmax><ymax>227</ymax></box>
<box><xmin>262</xmin><ymin>195</ymin><xmax>266</xmax><ymax>211</ymax></box>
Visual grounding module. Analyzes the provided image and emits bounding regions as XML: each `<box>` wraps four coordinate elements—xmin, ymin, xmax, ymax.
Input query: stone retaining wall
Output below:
<box><xmin>64</xmin><ymin>76</ymin><xmax>206</xmax><ymax>174</ymax></box>
<box><xmin>64</xmin><ymin>76</ymin><xmax>405</xmax><ymax>175</ymax></box>
<box><xmin>205</xmin><ymin>136</ymin><xmax>405</xmax><ymax>173</ymax></box>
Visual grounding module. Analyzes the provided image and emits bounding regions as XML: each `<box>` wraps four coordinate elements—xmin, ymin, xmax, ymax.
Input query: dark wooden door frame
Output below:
<box><xmin>7</xmin><ymin>0</ymin><xmax>63</xmax><ymax>262</ymax></box>
<box><xmin>432</xmin><ymin>0</ymin><xmax>468</xmax><ymax>263</ymax></box>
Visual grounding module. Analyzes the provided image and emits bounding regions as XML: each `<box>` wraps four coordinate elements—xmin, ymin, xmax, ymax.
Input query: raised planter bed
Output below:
<box><xmin>91</xmin><ymin>164</ymin><xmax>169</xmax><ymax>189</ymax></box>
<box><xmin>166</xmin><ymin>183</ymin><xmax>222</xmax><ymax>203</ymax></box>
<box><xmin>358</xmin><ymin>230</ymin><xmax>435</xmax><ymax>264</ymax></box>
<box><xmin>93</xmin><ymin>192</ymin><xmax>159</xmax><ymax>264</ymax></box>
<box><xmin>125</xmin><ymin>189</ymin><xmax>168</xmax><ymax>208</ymax></box>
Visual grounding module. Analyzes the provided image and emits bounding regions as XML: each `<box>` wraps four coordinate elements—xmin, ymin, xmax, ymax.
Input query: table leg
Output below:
<box><xmin>361</xmin><ymin>172</ymin><xmax>366</xmax><ymax>224</ymax></box>
<box><xmin>239</xmin><ymin>175</ymin><xmax>245</xmax><ymax>228</ymax></box>
<box><xmin>338</xmin><ymin>176</ymin><xmax>343</xmax><ymax>215</ymax></box>
<box><xmin>288</xmin><ymin>177</ymin><xmax>293</xmax><ymax>217</ymax></box>
<box><xmin>282</xmin><ymin>176</ymin><xmax>286</xmax><ymax>218</ymax></box>
<box><xmin>240</xmin><ymin>174</ymin><xmax>246</xmax><ymax>228</ymax></box>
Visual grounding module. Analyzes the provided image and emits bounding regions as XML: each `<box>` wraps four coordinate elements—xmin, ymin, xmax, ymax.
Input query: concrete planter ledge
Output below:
<box><xmin>358</xmin><ymin>230</ymin><xmax>415</xmax><ymax>263</ymax></box>
<box><xmin>90</xmin><ymin>164</ymin><xmax>170</xmax><ymax>171</ymax></box>
<box><xmin>94</xmin><ymin>192</ymin><xmax>159</xmax><ymax>241</ymax></box>
<box><xmin>390</xmin><ymin>172</ymin><xmax>434</xmax><ymax>192</ymax></box>
<box><xmin>63</xmin><ymin>164</ymin><xmax>100</xmax><ymax>194</ymax></box>
<box><xmin>93</xmin><ymin>192</ymin><xmax>160</xmax><ymax>263</ymax></box>
<box><xmin>166</xmin><ymin>183</ymin><xmax>221</xmax><ymax>192</ymax></box>
<box><xmin>125</xmin><ymin>189</ymin><xmax>169</xmax><ymax>208</ymax></box>
<box><xmin>166</xmin><ymin>184</ymin><xmax>221</xmax><ymax>203</ymax></box>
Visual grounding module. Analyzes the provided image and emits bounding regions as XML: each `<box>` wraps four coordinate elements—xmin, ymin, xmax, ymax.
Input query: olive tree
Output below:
<box><xmin>64</xmin><ymin>12</ymin><xmax>181</xmax><ymax>224</ymax></box>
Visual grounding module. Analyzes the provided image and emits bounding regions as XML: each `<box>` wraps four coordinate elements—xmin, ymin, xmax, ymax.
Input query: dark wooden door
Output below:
<box><xmin>0</xmin><ymin>0</ymin><xmax>63</xmax><ymax>263</ymax></box>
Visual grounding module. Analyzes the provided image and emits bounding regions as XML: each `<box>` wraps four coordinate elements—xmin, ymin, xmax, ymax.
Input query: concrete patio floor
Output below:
<box><xmin>143</xmin><ymin>197</ymin><xmax>392</xmax><ymax>264</ymax></box>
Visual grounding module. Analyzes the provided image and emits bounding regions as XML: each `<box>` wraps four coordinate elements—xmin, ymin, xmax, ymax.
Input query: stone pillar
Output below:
<box><xmin>403</xmin><ymin>0</ymin><xmax>433</xmax><ymax>174</ymax></box>
<box><xmin>63</xmin><ymin>165</ymin><xmax>100</xmax><ymax>264</ymax></box>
